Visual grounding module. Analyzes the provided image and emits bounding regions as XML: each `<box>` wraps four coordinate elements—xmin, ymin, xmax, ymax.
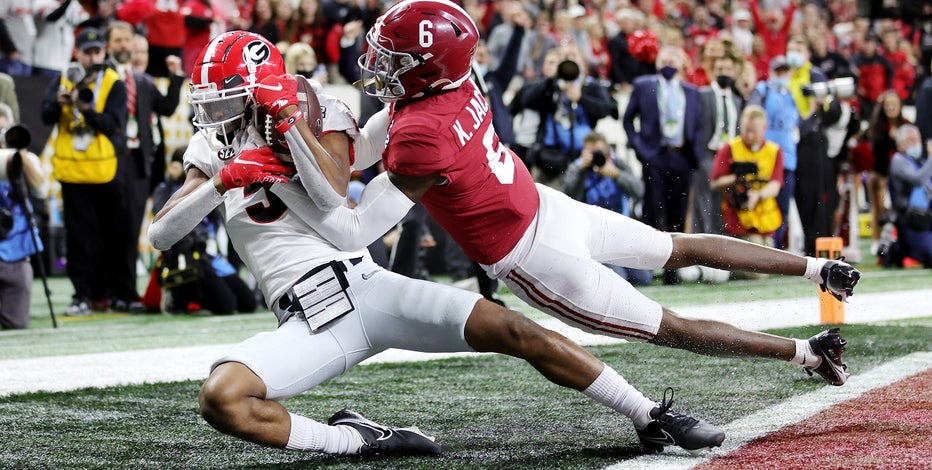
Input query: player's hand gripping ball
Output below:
<box><xmin>218</xmin><ymin>146</ymin><xmax>296</xmax><ymax>189</ymax></box>
<box><xmin>255</xmin><ymin>74</ymin><xmax>323</xmax><ymax>161</ymax></box>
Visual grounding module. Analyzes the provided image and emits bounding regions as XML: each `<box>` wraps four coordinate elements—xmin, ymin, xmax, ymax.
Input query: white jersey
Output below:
<box><xmin>184</xmin><ymin>91</ymin><xmax>364</xmax><ymax>307</ymax></box>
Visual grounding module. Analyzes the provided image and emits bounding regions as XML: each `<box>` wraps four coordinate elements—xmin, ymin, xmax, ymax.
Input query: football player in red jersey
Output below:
<box><xmin>280</xmin><ymin>0</ymin><xmax>859</xmax><ymax>392</ymax></box>
<box><xmin>153</xmin><ymin>30</ymin><xmax>729</xmax><ymax>457</ymax></box>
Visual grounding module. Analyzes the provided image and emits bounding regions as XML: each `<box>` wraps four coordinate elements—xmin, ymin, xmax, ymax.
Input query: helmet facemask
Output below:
<box><xmin>357</xmin><ymin>31</ymin><xmax>427</xmax><ymax>103</ymax></box>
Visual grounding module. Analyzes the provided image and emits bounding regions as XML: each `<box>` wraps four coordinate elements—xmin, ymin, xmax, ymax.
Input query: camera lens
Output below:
<box><xmin>591</xmin><ymin>150</ymin><xmax>606</xmax><ymax>167</ymax></box>
<box><xmin>557</xmin><ymin>60</ymin><xmax>580</xmax><ymax>82</ymax></box>
<box><xmin>77</xmin><ymin>88</ymin><xmax>95</xmax><ymax>104</ymax></box>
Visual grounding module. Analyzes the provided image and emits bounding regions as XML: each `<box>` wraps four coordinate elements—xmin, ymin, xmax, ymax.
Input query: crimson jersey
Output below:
<box><xmin>383</xmin><ymin>80</ymin><xmax>539</xmax><ymax>265</ymax></box>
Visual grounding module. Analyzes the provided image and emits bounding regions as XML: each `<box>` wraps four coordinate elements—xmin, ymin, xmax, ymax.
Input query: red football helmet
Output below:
<box><xmin>189</xmin><ymin>31</ymin><xmax>285</xmax><ymax>148</ymax></box>
<box><xmin>358</xmin><ymin>0</ymin><xmax>479</xmax><ymax>102</ymax></box>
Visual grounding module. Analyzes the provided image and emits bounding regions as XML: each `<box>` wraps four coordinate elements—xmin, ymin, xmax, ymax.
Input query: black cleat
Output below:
<box><xmin>635</xmin><ymin>388</ymin><xmax>725</xmax><ymax>455</ymax></box>
<box><xmin>819</xmin><ymin>258</ymin><xmax>861</xmax><ymax>302</ymax></box>
<box><xmin>328</xmin><ymin>408</ymin><xmax>441</xmax><ymax>455</ymax></box>
<box><xmin>805</xmin><ymin>328</ymin><xmax>849</xmax><ymax>386</ymax></box>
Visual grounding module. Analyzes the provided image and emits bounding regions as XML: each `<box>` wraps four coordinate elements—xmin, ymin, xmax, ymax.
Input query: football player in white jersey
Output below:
<box><xmin>148</xmin><ymin>31</ymin><xmax>727</xmax><ymax>457</ymax></box>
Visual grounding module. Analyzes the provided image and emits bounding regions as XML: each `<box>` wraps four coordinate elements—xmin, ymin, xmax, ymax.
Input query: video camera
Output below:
<box><xmin>802</xmin><ymin>77</ymin><xmax>855</xmax><ymax>99</ymax></box>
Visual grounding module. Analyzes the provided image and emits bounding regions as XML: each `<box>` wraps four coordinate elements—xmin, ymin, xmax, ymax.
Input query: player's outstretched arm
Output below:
<box><xmin>149</xmin><ymin>166</ymin><xmax>224</xmax><ymax>251</ymax></box>
<box><xmin>271</xmin><ymin>171</ymin><xmax>414</xmax><ymax>251</ymax></box>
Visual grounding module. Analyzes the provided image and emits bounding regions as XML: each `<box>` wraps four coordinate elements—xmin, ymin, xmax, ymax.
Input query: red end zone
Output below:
<box><xmin>698</xmin><ymin>369</ymin><xmax>932</xmax><ymax>469</ymax></box>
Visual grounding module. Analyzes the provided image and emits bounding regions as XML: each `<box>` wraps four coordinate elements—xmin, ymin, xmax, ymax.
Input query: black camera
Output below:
<box><xmin>729</xmin><ymin>161</ymin><xmax>759</xmax><ymax>209</ymax></box>
<box><xmin>556</xmin><ymin>59</ymin><xmax>581</xmax><ymax>82</ymax></box>
<box><xmin>591</xmin><ymin>150</ymin><xmax>606</xmax><ymax>167</ymax></box>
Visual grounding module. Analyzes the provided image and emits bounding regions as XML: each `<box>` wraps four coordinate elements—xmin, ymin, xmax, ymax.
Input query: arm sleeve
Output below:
<box><xmin>352</xmin><ymin>107</ymin><xmax>389</xmax><ymax>171</ymax></box>
<box><xmin>282</xmin><ymin>125</ymin><xmax>347</xmax><ymax>211</ymax></box>
<box><xmin>270</xmin><ymin>171</ymin><xmax>414</xmax><ymax>251</ymax></box>
<box><xmin>613</xmin><ymin>158</ymin><xmax>644</xmax><ymax>199</ymax></box>
<box><xmin>148</xmin><ymin>180</ymin><xmax>226</xmax><ymax>251</ymax></box>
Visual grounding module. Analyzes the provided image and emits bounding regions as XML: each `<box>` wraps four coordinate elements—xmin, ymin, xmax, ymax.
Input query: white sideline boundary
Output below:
<box><xmin>607</xmin><ymin>351</ymin><xmax>932</xmax><ymax>470</ymax></box>
<box><xmin>1</xmin><ymin>289</ymin><xmax>930</xmax><ymax>397</ymax></box>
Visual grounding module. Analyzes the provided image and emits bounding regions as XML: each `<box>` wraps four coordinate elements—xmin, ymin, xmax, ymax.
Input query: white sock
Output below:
<box><xmin>582</xmin><ymin>365</ymin><xmax>657</xmax><ymax>429</ymax></box>
<box><xmin>791</xmin><ymin>339</ymin><xmax>822</xmax><ymax>368</ymax></box>
<box><xmin>803</xmin><ymin>257</ymin><xmax>827</xmax><ymax>284</ymax></box>
<box><xmin>285</xmin><ymin>412</ymin><xmax>365</xmax><ymax>455</ymax></box>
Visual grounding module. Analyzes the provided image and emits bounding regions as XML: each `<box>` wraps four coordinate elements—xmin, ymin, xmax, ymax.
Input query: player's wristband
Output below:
<box><xmin>275</xmin><ymin>108</ymin><xmax>304</xmax><ymax>134</ymax></box>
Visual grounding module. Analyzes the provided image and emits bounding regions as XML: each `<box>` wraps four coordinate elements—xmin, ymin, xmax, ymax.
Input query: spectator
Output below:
<box><xmin>0</xmin><ymin>72</ymin><xmax>19</xmax><ymax>122</ymax></box>
<box><xmin>563</xmin><ymin>131</ymin><xmax>651</xmax><ymax>286</ymax></box>
<box><xmin>249</xmin><ymin>0</ymin><xmax>280</xmax><ymax>45</ymax></box>
<box><xmin>880</xmin><ymin>30</ymin><xmax>917</xmax><ymax>104</ymax></box>
<box><xmin>0</xmin><ymin>0</ymin><xmax>42</xmax><ymax>76</ymax></box>
<box><xmin>288</xmin><ymin>0</ymin><xmax>331</xmax><ymax>67</ymax></box>
<box><xmin>866</xmin><ymin>90</ymin><xmax>909</xmax><ymax>255</ymax></box>
<box><xmin>518</xmin><ymin>44</ymin><xmax>617</xmax><ymax>184</ymax></box>
<box><xmin>33</xmin><ymin>0</ymin><xmax>90</xmax><ymax>78</ymax></box>
<box><xmin>39</xmin><ymin>27</ymin><xmax>128</xmax><ymax>315</ymax></box>
<box><xmin>886</xmin><ymin>124</ymin><xmax>932</xmax><ymax>267</ymax></box>
<box><xmin>749</xmin><ymin>0</ymin><xmax>797</xmax><ymax>64</ymax></box>
<box><xmin>0</xmin><ymin>112</ymin><xmax>49</xmax><ymax>328</ymax></box>
<box><xmin>273</xmin><ymin>0</ymin><xmax>296</xmax><ymax>47</ymax></box>
<box><xmin>517</xmin><ymin>8</ymin><xmax>556</xmax><ymax>81</ymax></box>
<box><xmin>853</xmin><ymin>33</ymin><xmax>893</xmax><ymax>120</ymax></box>
<box><xmin>106</xmin><ymin>21</ymin><xmax>184</xmax><ymax>312</ymax></box>
<box><xmin>808</xmin><ymin>32</ymin><xmax>853</xmax><ymax>80</ymax></box>
<box><xmin>607</xmin><ymin>8</ymin><xmax>644</xmax><ymax>89</ymax></box>
<box><xmin>710</xmin><ymin>105</ymin><xmax>785</xmax><ymax>252</ymax></box>
<box><xmin>141</xmin><ymin>0</ymin><xmax>186</xmax><ymax>78</ymax></box>
<box><xmin>180</xmin><ymin>0</ymin><xmax>218</xmax><ymax>79</ymax></box>
<box><xmin>730</xmin><ymin>9</ymin><xmax>753</xmax><ymax>57</ymax></box>
<box><xmin>622</xmin><ymin>46</ymin><xmax>704</xmax><ymax>283</ymax></box>
<box><xmin>692</xmin><ymin>53</ymin><xmax>742</xmax><ymax>236</ymax></box>
<box><xmin>283</xmin><ymin>42</ymin><xmax>328</xmax><ymax>84</ymax></box>
<box><xmin>476</xmin><ymin>12</ymin><xmax>525</xmax><ymax>149</ymax></box>
<box><xmin>786</xmin><ymin>35</ymin><xmax>836</xmax><ymax>256</ymax></box>
<box><xmin>748</xmin><ymin>55</ymin><xmax>800</xmax><ymax>250</ymax></box>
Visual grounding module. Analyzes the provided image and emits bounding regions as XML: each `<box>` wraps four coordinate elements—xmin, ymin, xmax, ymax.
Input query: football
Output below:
<box><xmin>257</xmin><ymin>74</ymin><xmax>323</xmax><ymax>162</ymax></box>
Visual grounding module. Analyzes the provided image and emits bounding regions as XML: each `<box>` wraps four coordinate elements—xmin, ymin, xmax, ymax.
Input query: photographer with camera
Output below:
<box><xmin>40</xmin><ymin>27</ymin><xmax>129</xmax><ymax>316</ymax></box>
<box><xmin>885</xmin><ymin>125</ymin><xmax>932</xmax><ymax>267</ymax></box>
<box><xmin>0</xmin><ymin>118</ymin><xmax>49</xmax><ymax>329</ymax></box>
<box><xmin>515</xmin><ymin>44</ymin><xmax>617</xmax><ymax>183</ymax></box>
<box><xmin>711</xmin><ymin>106</ymin><xmax>785</xmax><ymax>261</ymax></box>
<box><xmin>563</xmin><ymin>131</ymin><xmax>650</xmax><ymax>285</ymax></box>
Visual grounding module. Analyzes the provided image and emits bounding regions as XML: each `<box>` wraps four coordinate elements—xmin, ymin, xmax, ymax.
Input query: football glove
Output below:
<box><xmin>218</xmin><ymin>147</ymin><xmax>294</xmax><ymax>190</ymax></box>
<box><xmin>255</xmin><ymin>73</ymin><xmax>299</xmax><ymax>117</ymax></box>
<box><xmin>819</xmin><ymin>258</ymin><xmax>861</xmax><ymax>302</ymax></box>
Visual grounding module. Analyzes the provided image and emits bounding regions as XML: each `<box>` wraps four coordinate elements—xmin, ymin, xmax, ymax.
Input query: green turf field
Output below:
<box><xmin>2</xmin><ymin>267</ymin><xmax>930</xmax><ymax>468</ymax></box>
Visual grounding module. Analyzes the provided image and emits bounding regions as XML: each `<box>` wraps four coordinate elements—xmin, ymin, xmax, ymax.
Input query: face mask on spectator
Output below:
<box><xmin>296</xmin><ymin>69</ymin><xmax>314</xmax><ymax>79</ymax></box>
<box><xmin>716</xmin><ymin>75</ymin><xmax>734</xmax><ymax>89</ymax></box>
<box><xmin>659</xmin><ymin>66</ymin><xmax>678</xmax><ymax>80</ymax></box>
<box><xmin>786</xmin><ymin>51</ymin><xmax>805</xmax><ymax>68</ymax></box>
<box><xmin>770</xmin><ymin>76</ymin><xmax>789</xmax><ymax>89</ymax></box>
<box><xmin>905</xmin><ymin>144</ymin><xmax>923</xmax><ymax>159</ymax></box>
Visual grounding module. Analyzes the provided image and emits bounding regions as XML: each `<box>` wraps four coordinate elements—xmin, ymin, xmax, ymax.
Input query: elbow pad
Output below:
<box><xmin>148</xmin><ymin>181</ymin><xmax>225</xmax><ymax>251</ymax></box>
<box><xmin>272</xmin><ymin>171</ymin><xmax>413</xmax><ymax>251</ymax></box>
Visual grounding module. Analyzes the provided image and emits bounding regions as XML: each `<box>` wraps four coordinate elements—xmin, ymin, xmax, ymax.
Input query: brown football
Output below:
<box><xmin>257</xmin><ymin>74</ymin><xmax>323</xmax><ymax>162</ymax></box>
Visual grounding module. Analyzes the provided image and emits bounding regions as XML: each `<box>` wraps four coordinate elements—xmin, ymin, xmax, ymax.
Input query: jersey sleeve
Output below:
<box><xmin>183</xmin><ymin>132</ymin><xmax>223</xmax><ymax>177</ymax></box>
<box><xmin>384</xmin><ymin>121</ymin><xmax>451</xmax><ymax>176</ymax></box>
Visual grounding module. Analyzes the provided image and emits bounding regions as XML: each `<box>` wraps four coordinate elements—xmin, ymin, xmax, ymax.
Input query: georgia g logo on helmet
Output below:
<box><xmin>243</xmin><ymin>40</ymin><xmax>271</xmax><ymax>67</ymax></box>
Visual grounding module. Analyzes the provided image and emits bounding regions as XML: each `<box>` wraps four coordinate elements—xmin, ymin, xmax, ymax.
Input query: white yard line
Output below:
<box><xmin>607</xmin><ymin>351</ymin><xmax>932</xmax><ymax>470</ymax></box>
<box><xmin>1</xmin><ymin>289</ymin><xmax>930</xmax><ymax>397</ymax></box>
